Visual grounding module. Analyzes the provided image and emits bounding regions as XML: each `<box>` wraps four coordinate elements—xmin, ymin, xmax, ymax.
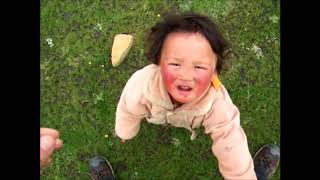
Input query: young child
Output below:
<box><xmin>114</xmin><ymin>12</ymin><xmax>277</xmax><ymax>179</ymax></box>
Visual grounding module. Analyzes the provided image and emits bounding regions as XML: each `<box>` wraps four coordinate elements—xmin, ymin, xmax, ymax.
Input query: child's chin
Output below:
<box><xmin>173</xmin><ymin>96</ymin><xmax>193</xmax><ymax>104</ymax></box>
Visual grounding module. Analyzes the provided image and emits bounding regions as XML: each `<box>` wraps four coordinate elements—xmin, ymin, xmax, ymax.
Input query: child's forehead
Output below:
<box><xmin>161</xmin><ymin>32</ymin><xmax>216</xmax><ymax>59</ymax></box>
<box><xmin>163</xmin><ymin>32</ymin><xmax>213</xmax><ymax>52</ymax></box>
<box><xmin>165</xmin><ymin>31</ymin><xmax>207</xmax><ymax>42</ymax></box>
<box><xmin>163</xmin><ymin>56</ymin><xmax>212</xmax><ymax>64</ymax></box>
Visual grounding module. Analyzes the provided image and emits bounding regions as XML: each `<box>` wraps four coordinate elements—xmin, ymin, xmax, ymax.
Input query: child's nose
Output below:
<box><xmin>179</xmin><ymin>67</ymin><xmax>194</xmax><ymax>81</ymax></box>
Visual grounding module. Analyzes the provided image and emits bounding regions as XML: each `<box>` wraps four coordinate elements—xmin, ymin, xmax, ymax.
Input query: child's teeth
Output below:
<box><xmin>179</xmin><ymin>85</ymin><xmax>191</xmax><ymax>90</ymax></box>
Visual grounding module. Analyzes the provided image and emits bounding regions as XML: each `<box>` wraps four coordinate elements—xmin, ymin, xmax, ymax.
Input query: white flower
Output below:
<box><xmin>46</xmin><ymin>38</ymin><xmax>54</xmax><ymax>47</ymax></box>
<box><xmin>171</xmin><ymin>137</ymin><xmax>181</xmax><ymax>147</ymax></box>
<box><xmin>46</xmin><ymin>38</ymin><xmax>52</xmax><ymax>43</ymax></box>
<box><xmin>88</xmin><ymin>61</ymin><xmax>92</xmax><ymax>65</ymax></box>
<box><xmin>105</xmin><ymin>134</ymin><xmax>108</xmax><ymax>138</ymax></box>
<box><xmin>251</xmin><ymin>44</ymin><xmax>263</xmax><ymax>59</ymax></box>
<box><xmin>269</xmin><ymin>15</ymin><xmax>279</xmax><ymax>24</ymax></box>
<box><xmin>95</xmin><ymin>93</ymin><xmax>104</xmax><ymax>101</ymax></box>
<box><xmin>95</xmin><ymin>23</ymin><xmax>102</xmax><ymax>31</ymax></box>
<box><xmin>94</xmin><ymin>92</ymin><xmax>104</xmax><ymax>104</ymax></box>
<box><xmin>157</xmin><ymin>14</ymin><xmax>161</xmax><ymax>18</ymax></box>
<box><xmin>101</xmin><ymin>64</ymin><xmax>104</xmax><ymax>68</ymax></box>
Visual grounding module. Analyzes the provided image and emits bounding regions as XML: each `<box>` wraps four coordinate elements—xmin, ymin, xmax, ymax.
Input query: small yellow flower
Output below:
<box><xmin>88</xmin><ymin>61</ymin><xmax>92</xmax><ymax>65</ymax></box>
<box><xmin>157</xmin><ymin>14</ymin><xmax>161</xmax><ymax>18</ymax></box>
<box><xmin>105</xmin><ymin>134</ymin><xmax>108</xmax><ymax>138</ymax></box>
<box><xmin>101</xmin><ymin>64</ymin><xmax>104</xmax><ymax>68</ymax></box>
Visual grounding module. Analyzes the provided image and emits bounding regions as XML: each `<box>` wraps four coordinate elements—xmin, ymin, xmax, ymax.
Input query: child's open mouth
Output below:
<box><xmin>177</xmin><ymin>85</ymin><xmax>192</xmax><ymax>91</ymax></box>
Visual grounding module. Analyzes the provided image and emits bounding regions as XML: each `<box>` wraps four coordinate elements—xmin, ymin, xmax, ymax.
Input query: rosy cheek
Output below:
<box><xmin>195</xmin><ymin>71</ymin><xmax>212</xmax><ymax>93</ymax></box>
<box><xmin>161</xmin><ymin>65</ymin><xmax>177</xmax><ymax>91</ymax></box>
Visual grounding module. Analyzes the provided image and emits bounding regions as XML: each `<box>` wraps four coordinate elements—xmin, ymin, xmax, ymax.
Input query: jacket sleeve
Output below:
<box><xmin>202</xmin><ymin>87</ymin><xmax>257</xmax><ymax>180</ymax></box>
<box><xmin>115</xmin><ymin>69</ymin><xmax>149</xmax><ymax>140</ymax></box>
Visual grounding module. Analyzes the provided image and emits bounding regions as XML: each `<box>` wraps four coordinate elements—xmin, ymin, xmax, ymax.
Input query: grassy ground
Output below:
<box><xmin>40</xmin><ymin>0</ymin><xmax>280</xmax><ymax>179</ymax></box>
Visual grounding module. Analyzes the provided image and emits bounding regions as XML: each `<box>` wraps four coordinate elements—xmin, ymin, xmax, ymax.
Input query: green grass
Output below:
<box><xmin>41</xmin><ymin>0</ymin><xmax>280</xmax><ymax>179</ymax></box>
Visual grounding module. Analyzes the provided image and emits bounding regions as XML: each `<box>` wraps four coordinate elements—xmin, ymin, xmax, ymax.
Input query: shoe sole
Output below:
<box><xmin>99</xmin><ymin>155</ymin><xmax>115</xmax><ymax>178</ymax></box>
<box><xmin>89</xmin><ymin>155</ymin><xmax>116</xmax><ymax>180</ymax></box>
<box><xmin>253</xmin><ymin>144</ymin><xmax>280</xmax><ymax>175</ymax></box>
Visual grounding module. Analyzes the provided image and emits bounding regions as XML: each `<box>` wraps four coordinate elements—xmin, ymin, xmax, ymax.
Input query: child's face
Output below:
<box><xmin>160</xmin><ymin>32</ymin><xmax>217</xmax><ymax>104</ymax></box>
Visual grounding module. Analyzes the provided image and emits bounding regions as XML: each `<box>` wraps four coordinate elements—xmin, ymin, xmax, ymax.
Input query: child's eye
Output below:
<box><xmin>195</xmin><ymin>66</ymin><xmax>207</xmax><ymax>70</ymax></box>
<box><xmin>169</xmin><ymin>63</ymin><xmax>180</xmax><ymax>67</ymax></box>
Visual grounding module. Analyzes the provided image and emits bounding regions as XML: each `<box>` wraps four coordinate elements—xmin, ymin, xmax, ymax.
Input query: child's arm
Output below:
<box><xmin>202</xmin><ymin>87</ymin><xmax>257</xmax><ymax>180</ymax></box>
<box><xmin>115</xmin><ymin>70</ymin><xmax>149</xmax><ymax>141</ymax></box>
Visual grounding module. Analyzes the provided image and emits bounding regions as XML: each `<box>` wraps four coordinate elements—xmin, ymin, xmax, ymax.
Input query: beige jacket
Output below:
<box><xmin>115</xmin><ymin>64</ymin><xmax>257</xmax><ymax>179</ymax></box>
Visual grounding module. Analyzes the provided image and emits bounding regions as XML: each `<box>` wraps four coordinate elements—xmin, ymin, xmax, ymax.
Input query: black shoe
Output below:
<box><xmin>89</xmin><ymin>155</ymin><xmax>115</xmax><ymax>180</ymax></box>
<box><xmin>253</xmin><ymin>144</ymin><xmax>280</xmax><ymax>179</ymax></box>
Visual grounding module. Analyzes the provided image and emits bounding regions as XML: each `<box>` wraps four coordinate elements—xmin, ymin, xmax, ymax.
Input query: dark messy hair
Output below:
<box><xmin>145</xmin><ymin>12</ymin><xmax>232</xmax><ymax>74</ymax></box>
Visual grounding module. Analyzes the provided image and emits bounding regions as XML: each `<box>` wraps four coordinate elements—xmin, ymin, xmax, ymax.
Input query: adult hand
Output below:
<box><xmin>40</xmin><ymin>128</ymin><xmax>63</xmax><ymax>168</ymax></box>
